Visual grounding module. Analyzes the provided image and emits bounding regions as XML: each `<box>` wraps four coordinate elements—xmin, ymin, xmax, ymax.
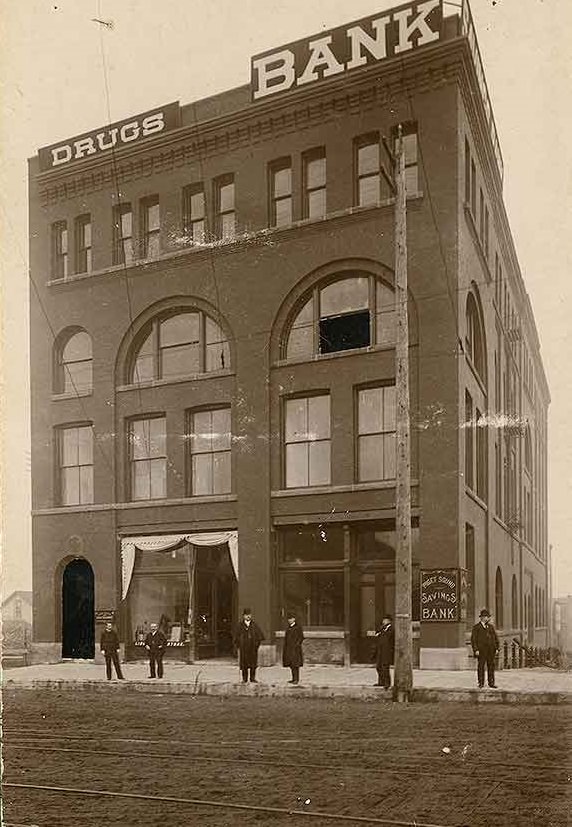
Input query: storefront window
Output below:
<box><xmin>280</xmin><ymin>525</ymin><xmax>344</xmax><ymax>563</ymax></box>
<box><xmin>281</xmin><ymin>570</ymin><xmax>344</xmax><ymax>627</ymax></box>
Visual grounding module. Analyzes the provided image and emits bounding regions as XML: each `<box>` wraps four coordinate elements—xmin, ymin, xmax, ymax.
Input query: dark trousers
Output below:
<box><xmin>377</xmin><ymin>665</ymin><xmax>391</xmax><ymax>688</ymax></box>
<box><xmin>104</xmin><ymin>651</ymin><xmax>123</xmax><ymax>680</ymax></box>
<box><xmin>290</xmin><ymin>666</ymin><xmax>300</xmax><ymax>683</ymax></box>
<box><xmin>149</xmin><ymin>654</ymin><xmax>164</xmax><ymax>678</ymax></box>
<box><xmin>477</xmin><ymin>653</ymin><xmax>495</xmax><ymax>686</ymax></box>
<box><xmin>241</xmin><ymin>667</ymin><xmax>257</xmax><ymax>682</ymax></box>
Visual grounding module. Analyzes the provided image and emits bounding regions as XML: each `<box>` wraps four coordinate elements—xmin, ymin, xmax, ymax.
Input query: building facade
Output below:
<box><xmin>29</xmin><ymin>0</ymin><xmax>549</xmax><ymax>668</ymax></box>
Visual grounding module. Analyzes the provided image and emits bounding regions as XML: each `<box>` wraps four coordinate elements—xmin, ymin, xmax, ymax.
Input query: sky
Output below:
<box><xmin>1</xmin><ymin>0</ymin><xmax>571</xmax><ymax>599</ymax></box>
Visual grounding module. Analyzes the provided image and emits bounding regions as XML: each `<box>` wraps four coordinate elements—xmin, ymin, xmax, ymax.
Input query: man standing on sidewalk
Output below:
<box><xmin>471</xmin><ymin>609</ymin><xmax>499</xmax><ymax>688</ymax></box>
<box><xmin>233</xmin><ymin>608</ymin><xmax>264</xmax><ymax>683</ymax></box>
<box><xmin>100</xmin><ymin>622</ymin><xmax>124</xmax><ymax>680</ymax></box>
<box><xmin>373</xmin><ymin>614</ymin><xmax>395</xmax><ymax>689</ymax></box>
<box><xmin>145</xmin><ymin>622</ymin><xmax>167</xmax><ymax>679</ymax></box>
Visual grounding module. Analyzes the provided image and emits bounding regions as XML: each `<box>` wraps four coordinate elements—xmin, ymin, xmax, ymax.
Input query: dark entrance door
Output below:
<box><xmin>351</xmin><ymin>567</ymin><xmax>396</xmax><ymax>663</ymax></box>
<box><xmin>62</xmin><ymin>558</ymin><xmax>95</xmax><ymax>658</ymax></box>
<box><xmin>195</xmin><ymin>545</ymin><xmax>237</xmax><ymax>659</ymax></box>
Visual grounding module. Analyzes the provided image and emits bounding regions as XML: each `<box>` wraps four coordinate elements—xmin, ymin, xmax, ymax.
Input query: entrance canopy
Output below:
<box><xmin>120</xmin><ymin>532</ymin><xmax>238</xmax><ymax>600</ymax></box>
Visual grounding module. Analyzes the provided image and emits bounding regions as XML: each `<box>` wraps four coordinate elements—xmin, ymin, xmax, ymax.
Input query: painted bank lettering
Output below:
<box><xmin>251</xmin><ymin>0</ymin><xmax>442</xmax><ymax>100</ymax></box>
<box><xmin>38</xmin><ymin>103</ymin><xmax>180</xmax><ymax>171</ymax></box>
<box><xmin>419</xmin><ymin>568</ymin><xmax>463</xmax><ymax>622</ymax></box>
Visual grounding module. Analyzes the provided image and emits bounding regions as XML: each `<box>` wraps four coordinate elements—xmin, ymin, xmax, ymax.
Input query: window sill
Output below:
<box><xmin>272</xmin><ymin>480</ymin><xmax>419</xmax><ymax>497</ymax></box>
<box><xmin>32</xmin><ymin>494</ymin><xmax>238</xmax><ymax>515</ymax></box>
<box><xmin>51</xmin><ymin>390</ymin><xmax>93</xmax><ymax>401</ymax></box>
<box><xmin>465</xmin><ymin>486</ymin><xmax>488</xmax><ymax>512</ymax></box>
<box><xmin>117</xmin><ymin>369</ymin><xmax>234</xmax><ymax>392</ymax></box>
<box><xmin>274</xmin><ymin>342</ymin><xmax>402</xmax><ymax>369</ymax></box>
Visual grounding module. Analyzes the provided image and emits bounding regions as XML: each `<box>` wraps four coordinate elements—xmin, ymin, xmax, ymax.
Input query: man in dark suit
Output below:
<box><xmin>233</xmin><ymin>608</ymin><xmax>264</xmax><ymax>683</ymax></box>
<box><xmin>100</xmin><ymin>622</ymin><xmax>124</xmax><ymax>680</ymax></box>
<box><xmin>373</xmin><ymin>614</ymin><xmax>395</xmax><ymax>689</ymax></box>
<box><xmin>471</xmin><ymin>608</ymin><xmax>499</xmax><ymax>688</ymax></box>
<box><xmin>144</xmin><ymin>622</ymin><xmax>168</xmax><ymax>678</ymax></box>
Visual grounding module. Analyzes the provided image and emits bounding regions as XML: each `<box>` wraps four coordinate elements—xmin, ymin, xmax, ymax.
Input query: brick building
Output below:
<box><xmin>29</xmin><ymin>0</ymin><xmax>549</xmax><ymax>668</ymax></box>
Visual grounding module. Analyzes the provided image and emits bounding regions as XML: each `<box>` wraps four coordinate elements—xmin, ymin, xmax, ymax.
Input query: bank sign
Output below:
<box><xmin>251</xmin><ymin>0</ymin><xmax>443</xmax><ymax>101</ymax></box>
<box><xmin>420</xmin><ymin>568</ymin><xmax>465</xmax><ymax>622</ymax></box>
<box><xmin>38</xmin><ymin>101</ymin><xmax>180</xmax><ymax>172</ymax></box>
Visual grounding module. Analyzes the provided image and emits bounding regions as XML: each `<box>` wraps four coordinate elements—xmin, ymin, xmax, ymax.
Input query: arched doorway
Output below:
<box><xmin>62</xmin><ymin>558</ymin><xmax>95</xmax><ymax>658</ymax></box>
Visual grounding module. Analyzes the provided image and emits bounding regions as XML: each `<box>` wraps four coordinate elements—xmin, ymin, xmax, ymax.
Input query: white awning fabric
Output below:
<box><xmin>120</xmin><ymin>531</ymin><xmax>238</xmax><ymax>599</ymax></box>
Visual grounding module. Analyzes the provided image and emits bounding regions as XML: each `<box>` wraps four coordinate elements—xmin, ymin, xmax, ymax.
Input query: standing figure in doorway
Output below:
<box><xmin>283</xmin><ymin>612</ymin><xmax>304</xmax><ymax>685</ymax></box>
<box><xmin>373</xmin><ymin>614</ymin><xmax>395</xmax><ymax>689</ymax></box>
<box><xmin>471</xmin><ymin>608</ymin><xmax>499</xmax><ymax>688</ymax></box>
<box><xmin>100</xmin><ymin>622</ymin><xmax>124</xmax><ymax>680</ymax></box>
<box><xmin>145</xmin><ymin>622</ymin><xmax>167</xmax><ymax>679</ymax></box>
<box><xmin>233</xmin><ymin>608</ymin><xmax>264</xmax><ymax>683</ymax></box>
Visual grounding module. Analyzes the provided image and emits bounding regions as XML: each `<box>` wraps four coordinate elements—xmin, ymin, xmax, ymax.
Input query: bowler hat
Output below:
<box><xmin>479</xmin><ymin>608</ymin><xmax>491</xmax><ymax>617</ymax></box>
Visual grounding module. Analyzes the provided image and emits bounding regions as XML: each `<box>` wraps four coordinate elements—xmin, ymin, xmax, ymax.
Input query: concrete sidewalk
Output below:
<box><xmin>3</xmin><ymin>660</ymin><xmax>572</xmax><ymax>703</ymax></box>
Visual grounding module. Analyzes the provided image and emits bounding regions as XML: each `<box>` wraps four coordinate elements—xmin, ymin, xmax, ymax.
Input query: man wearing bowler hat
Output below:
<box><xmin>233</xmin><ymin>608</ymin><xmax>264</xmax><ymax>683</ymax></box>
<box><xmin>471</xmin><ymin>608</ymin><xmax>499</xmax><ymax>688</ymax></box>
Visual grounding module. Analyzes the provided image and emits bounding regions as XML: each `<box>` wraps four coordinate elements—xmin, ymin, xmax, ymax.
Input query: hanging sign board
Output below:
<box><xmin>251</xmin><ymin>0</ymin><xmax>443</xmax><ymax>101</ymax></box>
<box><xmin>38</xmin><ymin>101</ymin><xmax>180</xmax><ymax>172</ymax></box>
<box><xmin>420</xmin><ymin>568</ymin><xmax>464</xmax><ymax>621</ymax></box>
<box><xmin>95</xmin><ymin>609</ymin><xmax>116</xmax><ymax>624</ymax></box>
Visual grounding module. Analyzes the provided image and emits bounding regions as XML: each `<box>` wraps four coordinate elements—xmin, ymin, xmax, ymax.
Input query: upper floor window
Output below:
<box><xmin>214</xmin><ymin>175</ymin><xmax>235</xmax><ymax>240</ymax></box>
<box><xmin>183</xmin><ymin>184</ymin><xmax>206</xmax><ymax>244</ymax></box>
<box><xmin>465</xmin><ymin>291</ymin><xmax>486</xmax><ymax>382</ymax></box>
<box><xmin>141</xmin><ymin>196</ymin><xmax>160</xmax><ymax>259</ymax></box>
<box><xmin>355</xmin><ymin>135</ymin><xmax>381</xmax><ymax>207</ymax></box>
<box><xmin>524</xmin><ymin>428</ymin><xmax>532</xmax><ymax>476</ymax></box>
<box><xmin>113</xmin><ymin>204</ymin><xmax>133</xmax><ymax>266</ymax></box>
<box><xmin>396</xmin><ymin>124</ymin><xmax>418</xmax><ymax>195</ymax></box>
<box><xmin>357</xmin><ymin>385</ymin><xmax>396</xmax><ymax>482</ymax></box>
<box><xmin>130</xmin><ymin>310</ymin><xmax>230</xmax><ymax>384</ymax></box>
<box><xmin>284</xmin><ymin>395</ymin><xmax>330</xmax><ymax>488</ymax></box>
<box><xmin>284</xmin><ymin>275</ymin><xmax>396</xmax><ymax>360</ymax></box>
<box><xmin>58</xmin><ymin>424</ymin><xmax>93</xmax><ymax>505</ymax></box>
<box><xmin>129</xmin><ymin>416</ymin><xmax>166</xmax><ymax>501</ymax></box>
<box><xmin>51</xmin><ymin>221</ymin><xmax>68</xmax><ymax>279</ymax></box>
<box><xmin>269</xmin><ymin>158</ymin><xmax>292</xmax><ymax>228</ymax></box>
<box><xmin>188</xmin><ymin>407</ymin><xmax>231</xmax><ymax>496</ymax></box>
<box><xmin>57</xmin><ymin>330</ymin><xmax>92</xmax><ymax>395</ymax></box>
<box><xmin>75</xmin><ymin>214</ymin><xmax>92</xmax><ymax>274</ymax></box>
<box><xmin>303</xmin><ymin>149</ymin><xmax>326</xmax><ymax>219</ymax></box>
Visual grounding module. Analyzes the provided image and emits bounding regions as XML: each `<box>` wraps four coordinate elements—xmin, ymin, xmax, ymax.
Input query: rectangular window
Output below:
<box><xmin>495</xmin><ymin>440</ymin><xmax>502</xmax><ymax>516</ymax></box>
<box><xmin>479</xmin><ymin>189</ymin><xmax>484</xmax><ymax>240</ymax></box>
<box><xmin>476</xmin><ymin>407</ymin><xmax>487</xmax><ymax>500</ymax></box>
<box><xmin>183</xmin><ymin>184</ymin><xmax>206</xmax><ymax>244</ymax></box>
<box><xmin>281</xmin><ymin>570</ymin><xmax>344</xmax><ymax>627</ymax></box>
<box><xmin>75</xmin><ymin>214</ymin><xmax>92</xmax><ymax>274</ymax></box>
<box><xmin>484</xmin><ymin>205</ymin><xmax>490</xmax><ymax>257</ymax></box>
<box><xmin>113</xmin><ymin>204</ymin><xmax>133</xmax><ymax>266</ymax></box>
<box><xmin>464</xmin><ymin>139</ymin><xmax>471</xmax><ymax>205</ymax></box>
<box><xmin>52</xmin><ymin>221</ymin><xmax>68</xmax><ymax>279</ymax></box>
<box><xmin>400</xmin><ymin>124</ymin><xmax>419</xmax><ymax>195</ymax></box>
<box><xmin>141</xmin><ymin>196</ymin><xmax>160</xmax><ymax>259</ymax></box>
<box><xmin>357</xmin><ymin>385</ymin><xmax>396</xmax><ymax>482</ymax></box>
<box><xmin>214</xmin><ymin>175</ymin><xmax>235</xmax><ymax>240</ymax></box>
<box><xmin>465</xmin><ymin>523</ymin><xmax>475</xmax><ymax>625</ymax></box>
<box><xmin>59</xmin><ymin>425</ymin><xmax>93</xmax><ymax>505</ymax></box>
<box><xmin>303</xmin><ymin>148</ymin><xmax>326</xmax><ymax>219</ymax></box>
<box><xmin>129</xmin><ymin>416</ymin><xmax>167</xmax><ymax>501</ymax></box>
<box><xmin>470</xmin><ymin>160</ymin><xmax>477</xmax><ymax>214</ymax></box>
<box><xmin>465</xmin><ymin>391</ymin><xmax>474</xmax><ymax>490</ymax></box>
<box><xmin>355</xmin><ymin>135</ymin><xmax>380</xmax><ymax>207</ymax></box>
<box><xmin>269</xmin><ymin>158</ymin><xmax>292</xmax><ymax>227</ymax></box>
<box><xmin>189</xmin><ymin>408</ymin><xmax>231</xmax><ymax>496</ymax></box>
<box><xmin>284</xmin><ymin>395</ymin><xmax>330</xmax><ymax>488</ymax></box>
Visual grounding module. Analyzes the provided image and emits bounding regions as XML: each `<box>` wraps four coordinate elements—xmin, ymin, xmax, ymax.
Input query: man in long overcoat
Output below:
<box><xmin>233</xmin><ymin>608</ymin><xmax>264</xmax><ymax>683</ymax></box>
<box><xmin>373</xmin><ymin>614</ymin><xmax>395</xmax><ymax>689</ymax></box>
<box><xmin>144</xmin><ymin>622</ymin><xmax>168</xmax><ymax>679</ymax></box>
<box><xmin>282</xmin><ymin>613</ymin><xmax>304</xmax><ymax>684</ymax></box>
<box><xmin>100</xmin><ymin>622</ymin><xmax>124</xmax><ymax>680</ymax></box>
<box><xmin>471</xmin><ymin>608</ymin><xmax>499</xmax><ymax>688</ymax></box>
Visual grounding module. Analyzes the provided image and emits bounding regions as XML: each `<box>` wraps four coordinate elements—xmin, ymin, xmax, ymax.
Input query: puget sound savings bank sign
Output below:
<box><xmin>251</xmin><ymin>0</ymin><xmax>443</xmax><ymax>100</ymax></box>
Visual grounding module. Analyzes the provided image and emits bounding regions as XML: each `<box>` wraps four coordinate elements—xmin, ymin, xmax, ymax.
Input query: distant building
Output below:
<box><xmin>553</xmin><ymin>596</ymin><xmax>572</xmax><ymax>657</ymax></box>
<box><xmin>29</xmin><ymin>1</ymin><xmax>549</xmax><ymax>668</ymax></box>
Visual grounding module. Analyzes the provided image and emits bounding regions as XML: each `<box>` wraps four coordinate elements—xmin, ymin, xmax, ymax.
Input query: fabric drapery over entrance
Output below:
<box><xmin>120</xmin><ymin>532</ymin><xmax>238</xmax><ymax>600</ymax></box>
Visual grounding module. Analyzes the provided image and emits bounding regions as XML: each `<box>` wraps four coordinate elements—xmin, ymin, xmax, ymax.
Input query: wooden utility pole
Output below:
<box><xmin>392</xmin><ymin>125</ymin><xmax>413</xmax><ymax>701</ymax></box>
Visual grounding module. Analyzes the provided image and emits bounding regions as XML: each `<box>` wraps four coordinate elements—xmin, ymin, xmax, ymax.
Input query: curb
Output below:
<box><xmin>3</xmin><ymin>678</ymin><xmax>572</xmax><ymax>704</ymax></box>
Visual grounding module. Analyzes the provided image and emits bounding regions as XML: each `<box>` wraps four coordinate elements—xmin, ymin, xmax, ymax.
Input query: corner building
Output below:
<box><xmin>29</xmin><ymin>1</ymin><xmax>550</xmax><ymax>668</ymax></box>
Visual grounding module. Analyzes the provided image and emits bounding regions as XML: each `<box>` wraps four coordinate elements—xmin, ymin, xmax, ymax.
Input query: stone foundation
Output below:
<box><xmin>419</xmin><ymin>646</ymin><xmax>472</xmax><ymax>670</ymax></box>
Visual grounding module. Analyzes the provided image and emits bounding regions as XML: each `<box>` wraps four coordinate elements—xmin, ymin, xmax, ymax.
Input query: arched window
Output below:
<box><xmin>284</xmin><ymin>275</ymin><xmax>396</xmax><ymax>360</ymax></box>
<box><xmin>56</xmin><ymin>330</ymin><xmax>92</xmax><ymax>394</ymax></box>
<box><xmin>524</xmin><ymin>427</ymin><xmax>532</xmax><ymax>474</ymax></box>
<box><xmin>465</xmin><ymin>290</ymin><xmax>486</xmax><ymax>382</ymax></box>
<box><xmin>130</xmin><ymin>310</ymin><xmax>230</xmax><ymax>384</ymax></box>
<box><xmin>511</xmin><ymin>575</ymin><xmax>518</xmax><ymax>629</ymax></box>
<box><xmin>495</xmin><ymin>567</ymin><xmax>503</xmax><ymax>629</ymax></box>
